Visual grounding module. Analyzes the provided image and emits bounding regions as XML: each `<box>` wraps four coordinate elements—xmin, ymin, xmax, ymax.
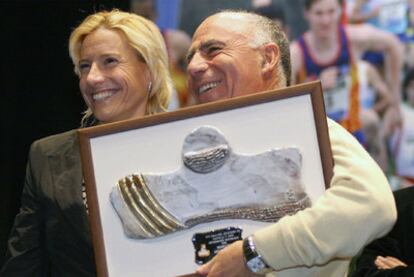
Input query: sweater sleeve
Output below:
<box><xmin>253</xmin><ymin>118</ymin><xmax>397</xmax><ymax>271</ymax></box>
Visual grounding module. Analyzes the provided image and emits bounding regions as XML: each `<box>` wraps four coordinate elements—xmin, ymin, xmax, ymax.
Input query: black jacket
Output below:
<box><xmin>1</xmin><ymin>130</ymin><xmax>96</xmax><ymax>276</ymax></box>
<box><xmin>351</xmin><ymin>186</ymin><xmax>414</xmax><ymax>276</ymax></box>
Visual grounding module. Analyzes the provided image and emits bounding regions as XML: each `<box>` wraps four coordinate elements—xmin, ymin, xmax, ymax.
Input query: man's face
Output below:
<box><xmin>305</xmin><ymin>0</ymin><xmax>340</xmax><ymax>39</ymax></box>
<box><xmin>187</xmin><ymin>14</ymin><xmax>266</xmax><ymax>103</ymax></box>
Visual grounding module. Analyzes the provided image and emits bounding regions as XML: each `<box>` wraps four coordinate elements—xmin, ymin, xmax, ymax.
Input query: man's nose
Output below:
<box><xmin>187</xmin><ymin>52</ymin><xmax>208</xmax><ymax>77</ymax></box>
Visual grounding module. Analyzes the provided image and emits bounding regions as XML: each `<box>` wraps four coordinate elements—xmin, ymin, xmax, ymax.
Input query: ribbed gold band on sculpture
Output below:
<box><xmin>117</xmin><ymin>174</ymin><xmax>184</xmax><ymax>238</ymax></box>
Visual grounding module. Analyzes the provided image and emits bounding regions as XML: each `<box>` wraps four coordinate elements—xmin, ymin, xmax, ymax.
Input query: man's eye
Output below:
<box><xmin>207</xmin><ymin>47</ymin><xmax>221</xmax><ymax>54</ymax></box>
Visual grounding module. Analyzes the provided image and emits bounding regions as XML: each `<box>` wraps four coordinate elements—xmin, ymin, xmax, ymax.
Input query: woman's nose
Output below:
<box><xmin>86</xmin><ymin>63</ymin><xmax>105</xmax><ymax>84</ymax></box>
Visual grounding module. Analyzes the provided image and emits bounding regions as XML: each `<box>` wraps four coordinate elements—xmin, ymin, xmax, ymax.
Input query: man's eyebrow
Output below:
<box><xmin>200</xmin><ymin>39</ymin><xmax>225</xmax><ymax>51</ymax></box>
<box><xmin>186</xmin><ymin>39</ymin><xmax>225</xmax><ymax>62</ymax></box>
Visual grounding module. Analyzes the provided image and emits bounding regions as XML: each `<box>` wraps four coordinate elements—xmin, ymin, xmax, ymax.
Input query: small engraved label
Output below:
<box><xmin>192</xmin><ymin>227</ymin><xmax>242</xmax><ymax>265</ymax></box>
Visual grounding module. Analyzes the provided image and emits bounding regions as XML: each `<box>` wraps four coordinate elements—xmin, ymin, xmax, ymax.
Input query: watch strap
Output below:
<box><xmin>243</xmin><ymin>235</ymin><xmax>273</xmax><ymax>275</ymax></box>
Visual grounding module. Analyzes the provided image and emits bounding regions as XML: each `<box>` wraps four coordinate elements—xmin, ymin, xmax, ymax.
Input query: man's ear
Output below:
<box><xmin>261</xmin><ymin>42</ymin><xmax>280</xmax><ymax>77</ymax></box>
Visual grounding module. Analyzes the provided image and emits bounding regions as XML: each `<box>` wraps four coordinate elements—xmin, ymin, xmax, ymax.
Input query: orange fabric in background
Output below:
<box><xmin>340</xmin><ymin>0</ymin><xmax>347</xmax><ymax>25</ymax></box>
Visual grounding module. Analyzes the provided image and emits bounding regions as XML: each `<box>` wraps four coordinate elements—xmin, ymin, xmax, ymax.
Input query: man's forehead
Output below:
<box><xmin>205</xmin><ymin>12</ymin><xmax>250</xmax><ymax>25</ymax></box>
<box><xmin>194</xmin><ymin>13</ymin><xmax>251</xmax><ymax>37</ymax></box>
<box><xmin>192</xmin><ymin>14</ymin><xmax>252</xmax><ymax>46</ymax></box>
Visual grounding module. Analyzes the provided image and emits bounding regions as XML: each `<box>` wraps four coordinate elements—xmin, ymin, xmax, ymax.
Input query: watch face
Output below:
<box><xmin>247</xmin><ymin>257</ymin><xmax>266</xmax><ymax>273</ymax></box>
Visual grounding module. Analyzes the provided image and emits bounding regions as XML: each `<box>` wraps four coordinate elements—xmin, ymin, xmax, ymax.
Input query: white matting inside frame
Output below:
<box><xmin>89</xmin><ymin>94</ymin><xmax>325</xmax><ymax>276</ymax></box>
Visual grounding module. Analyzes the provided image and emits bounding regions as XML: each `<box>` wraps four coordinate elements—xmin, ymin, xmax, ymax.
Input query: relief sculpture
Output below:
<box><xmin>110</xmin><ymin>126</ymin><xmax>311</xmax><ymax>239</ymax></box>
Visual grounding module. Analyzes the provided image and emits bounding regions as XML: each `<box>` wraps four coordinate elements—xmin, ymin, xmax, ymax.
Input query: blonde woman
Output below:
<box><xmin>2</xmin><ymin>10</ymin><xmax>172</xmax><ymax>276</ymax></box>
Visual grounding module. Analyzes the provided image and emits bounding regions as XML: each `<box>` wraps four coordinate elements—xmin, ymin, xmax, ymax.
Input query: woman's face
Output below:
<box><xmin>78</xmin><ymin>28</ymin><xmax>150</xmax><ymax>123</ymax></box>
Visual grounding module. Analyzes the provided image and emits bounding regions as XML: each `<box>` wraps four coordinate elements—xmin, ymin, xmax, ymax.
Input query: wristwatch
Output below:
<box><xmin>243</xmin><ymin>235</ymin><xmax>273</xmax><ymax>275</ymax></box>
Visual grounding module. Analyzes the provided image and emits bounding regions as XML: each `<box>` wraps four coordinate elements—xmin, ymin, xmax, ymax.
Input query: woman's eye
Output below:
<box><xmin>104</xmin><ymin>57</ymin><xmax>118</xmax><ymax>65</ymax></box>
<box><xmin>79</xmin><ymin>63</ymin><xmax>90</xmax><ymax>73</ymax></box>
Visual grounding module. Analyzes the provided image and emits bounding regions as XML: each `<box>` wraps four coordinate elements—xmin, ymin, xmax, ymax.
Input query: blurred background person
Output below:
<box><xmin>346</xmin><ymin>0</ymin><xmax>381</xmax><ymax>25</ymax></box>
<box><xmin>131</xmin><ymin>0</ymin><xmax>194</xmax><ymax>109</ymax></box>
<box><xmin>345</xmin><ymin>0</ymin><xmax>414</xmax><ymax>184</ymax></box>
<box><xmin>387</xmin><ymin>68</ymin><xmax>414</xmax><ymax>189</ymax></box>
<box><xmin>346</xmin><ymin>0</ymin><xmax>413</xmax><ymax>43</ymax></box>
<box><xmin>357</xmin><ymin>60</ymin><xmax>394</xmax><ymax>171</ymax></box>
<box><xmin>346</xmin><ymin>0</ymin><xmax>414</xmax><ymax>72</ymax></box>
<box><xmin>290</xmin><ymin>0</ymin><xmax>403</xmax><ymax>147</ymax></box>
<box><xmin>1</xmin><ymin>9</ymin><xmax>172</xmax><ymax>276</ymax></box>
<box><xmin>252</xmin><ymin>1</ymin><xmax>291</xmax><ymax>38</ymax></box>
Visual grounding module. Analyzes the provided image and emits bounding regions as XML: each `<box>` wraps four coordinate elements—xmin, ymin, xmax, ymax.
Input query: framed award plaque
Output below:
<box><xmin>78</xmin><ymin>81</ymin><xmax>333</xmax><ymax>276</ymax></box>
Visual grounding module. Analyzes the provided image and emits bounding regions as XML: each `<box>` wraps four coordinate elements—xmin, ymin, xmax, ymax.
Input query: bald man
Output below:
<box><xmin>186</xmin><ymin>10</ymin><xmax>396</xmax><ymax>277</ymax></box>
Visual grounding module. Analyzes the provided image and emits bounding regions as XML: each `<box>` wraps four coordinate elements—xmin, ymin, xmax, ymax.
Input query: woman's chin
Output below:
<box><xmin>92</xmin><ymin>112</ymin><xmax>118</xmax><ymax>125</ymax></box>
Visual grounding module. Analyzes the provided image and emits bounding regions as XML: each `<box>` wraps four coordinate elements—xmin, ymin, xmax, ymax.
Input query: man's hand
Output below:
<box><xmin>375</xmin><ymin>255</ymin><xmax>408</xmax><ymax>270</ymax></box>
<box><xmin>196</xmin><ymin>240</ymin><xmax>260</xmax><ymax>277</ymax></box>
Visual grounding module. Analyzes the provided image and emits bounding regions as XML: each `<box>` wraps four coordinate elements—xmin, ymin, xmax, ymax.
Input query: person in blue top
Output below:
<box><xmin>290</xmin><ymin>0</ymin><xmax>403</xmax><ymax>145</ymax></box>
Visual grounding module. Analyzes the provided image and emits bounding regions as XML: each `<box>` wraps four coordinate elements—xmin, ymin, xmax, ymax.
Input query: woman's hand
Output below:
<box><xmin>375</xmin><ymin>255</ymin><xmax>407</xmax><ymax>270</ymax></box>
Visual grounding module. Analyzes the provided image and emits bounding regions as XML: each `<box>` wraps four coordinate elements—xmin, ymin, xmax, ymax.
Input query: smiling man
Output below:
<box><xmin>187</xmin><ymin>10</ymin><xmax>396</xmax><ymax>277</ymax></box>
<box><xmin>187</xmin><ymin>11</ymin><xmax>290</xmax><ymax>103</ymax></box>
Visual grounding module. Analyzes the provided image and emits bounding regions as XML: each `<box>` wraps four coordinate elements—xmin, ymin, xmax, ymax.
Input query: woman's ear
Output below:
<box><xmin>261</xmin><ymin>42</ymin><xmax>280</xmax><ymax>78</ymax></box>
<box><xmin>146</xmin><ymin>69</ymin><xmax>153</xmax><ymax>97</ymax></box>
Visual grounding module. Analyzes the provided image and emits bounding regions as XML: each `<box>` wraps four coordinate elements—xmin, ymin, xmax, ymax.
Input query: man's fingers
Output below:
<box><xmin>196</xmin><ymin>260</ymin><xmax>213</xmax><ymax>276</ymax></box>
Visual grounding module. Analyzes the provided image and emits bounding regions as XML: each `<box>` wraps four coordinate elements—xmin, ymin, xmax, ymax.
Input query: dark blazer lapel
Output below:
<box><xmin>49</xmin><ymin>131</ymin><xmax>91</xmax><ymax>244</ymax></box>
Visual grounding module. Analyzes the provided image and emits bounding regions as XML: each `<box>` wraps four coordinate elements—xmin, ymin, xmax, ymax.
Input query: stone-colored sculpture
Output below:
<box><xmin>110</xmin><ymin>126</ymin><xmax>311</xmax><ymax>239</ymax></box>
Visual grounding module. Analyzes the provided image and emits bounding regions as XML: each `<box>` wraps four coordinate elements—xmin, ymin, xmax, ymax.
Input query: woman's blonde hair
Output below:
<box><xmin>69</xmin><ymin>9</ymin><xmax>172</xmax><ymax>126</ymax></box>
